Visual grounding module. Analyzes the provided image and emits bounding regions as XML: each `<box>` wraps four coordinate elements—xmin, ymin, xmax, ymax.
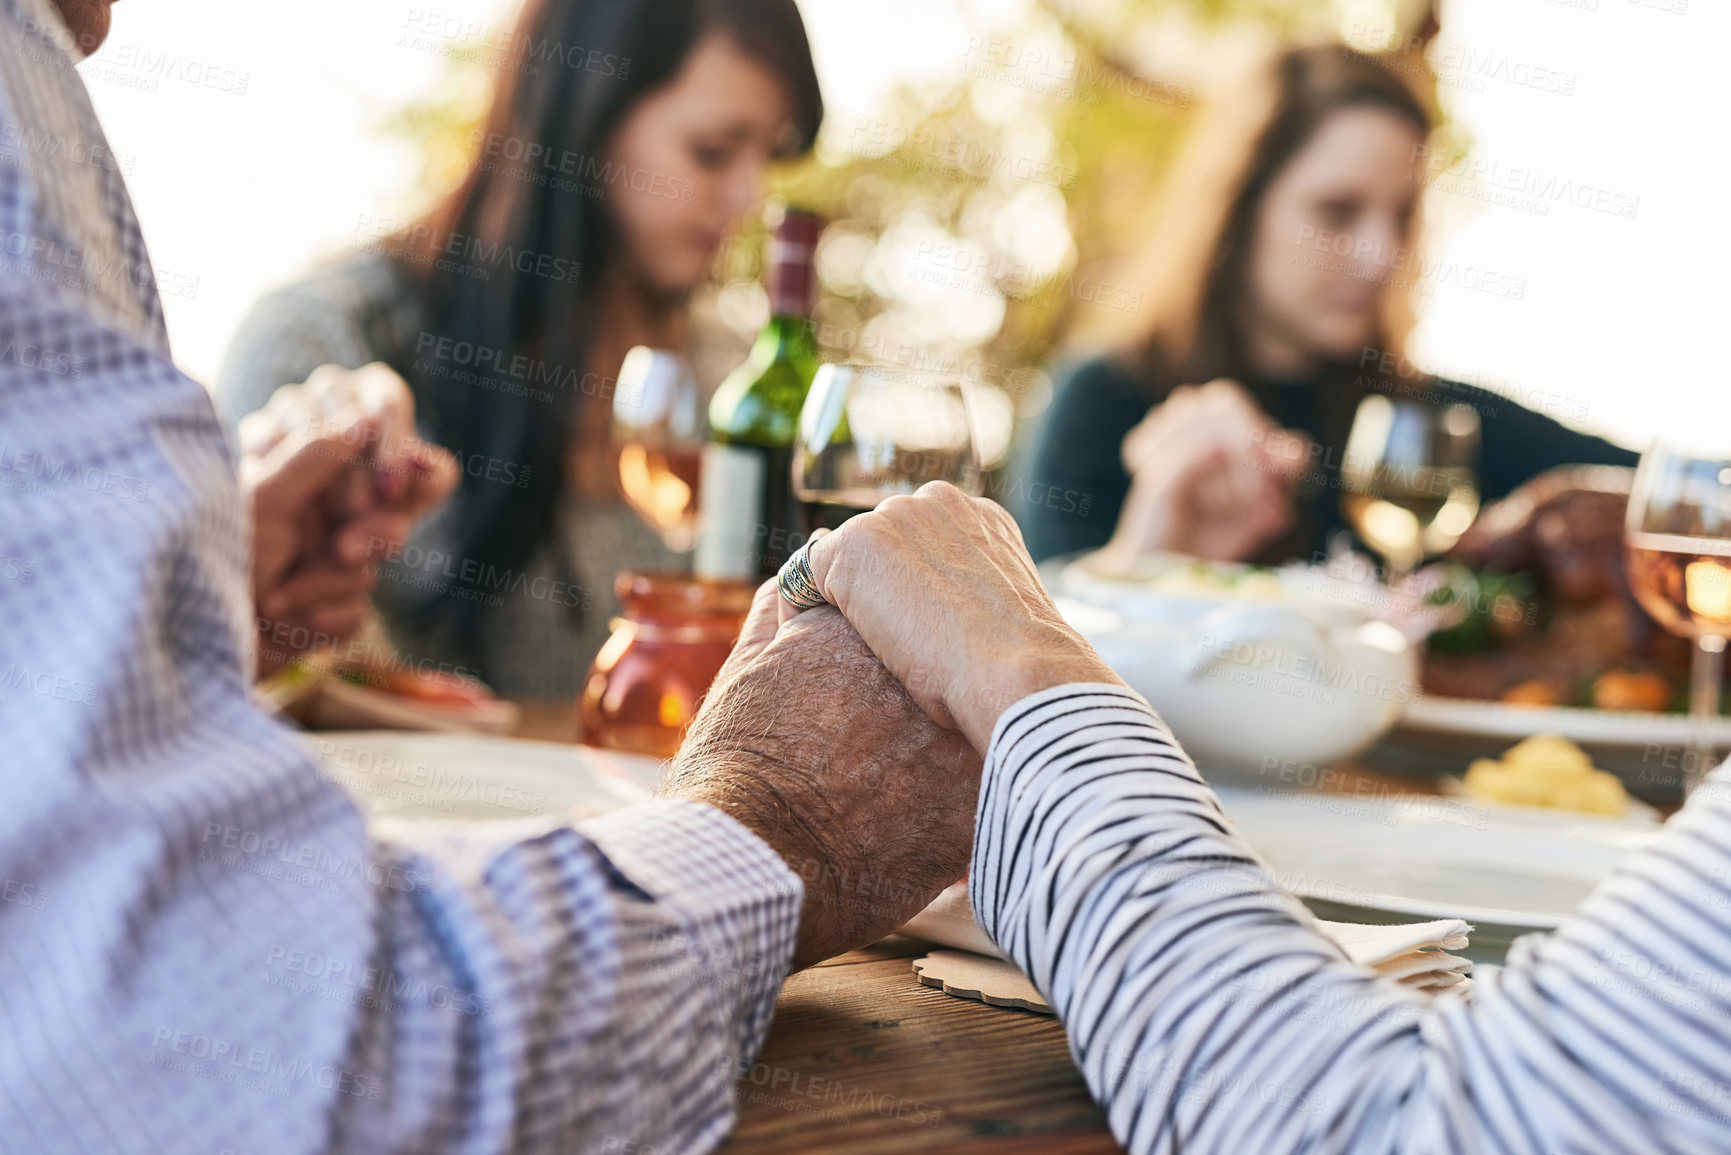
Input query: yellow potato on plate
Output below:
<box><xmin>1502</xmin><ymin>734</ymin><xmax>1594</xmax><ymax>773</ymax></box>
<box><xmin>1463</xmin><ymin>734</ymin><xmax>1628</xmax><ymax>816</ymax></box>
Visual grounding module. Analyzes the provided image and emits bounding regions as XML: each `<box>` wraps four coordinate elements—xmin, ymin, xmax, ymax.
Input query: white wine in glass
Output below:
<box><xmin>1624</xmin><ymin>447</ymin><xmax>1731</xmax><ymax>796</ymax></box>
<box><xmin>1340</xmin><ymin>395</ymin><xmax>1482</xmax><ymax>582</ymax></box>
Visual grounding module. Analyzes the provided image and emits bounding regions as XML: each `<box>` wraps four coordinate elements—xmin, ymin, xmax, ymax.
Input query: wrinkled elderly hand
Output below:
<box><xmin>665</xmin><ymin>581</ymin><xmax>982</xmax><ymax>970</ymax></box>
<box><xmin>1096</xmin><ymin>378</ymin><xmax>1310</xmax><ymax>571</ymax></box>
<box><xmin>791</xmin><ymin>482</ymin><xmax>1125</xmax><ymax>753</ymax></box>
<box><xmin>240</xmin><ymin>363</ymin><xmax>458</xmax><ymax>676</ymax></box>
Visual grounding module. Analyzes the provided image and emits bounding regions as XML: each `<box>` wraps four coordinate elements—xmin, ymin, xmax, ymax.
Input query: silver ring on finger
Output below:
<box><xmin>776</xmin><ymin>542</ymin><xmax>828</xmax><ymax>611</ymax></box>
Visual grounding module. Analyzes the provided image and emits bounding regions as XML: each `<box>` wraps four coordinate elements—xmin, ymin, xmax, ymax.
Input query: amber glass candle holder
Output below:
<box><xmin>578</xmin><ymin>571</ymin><xmax>757</xmax><ymax>758</ymax></box>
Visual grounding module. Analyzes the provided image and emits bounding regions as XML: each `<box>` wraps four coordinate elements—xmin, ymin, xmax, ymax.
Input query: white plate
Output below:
<box><xmin>298</xmin><ymin>731</ymin><xmax>664</xmax><ymax>822</ymax></box>
<box><xmin>1390</xmin><ymin>697</ymin><xmax>1731</xmax><ymax>787</ymax></box>
<box><xmin>1213</xmin><ymin>783</ymin><xmax>1658</xmax><ymax>939</ymax></box>
<box><xmin>903</xmin><ymin>785</ymin><xmax>1659</xmax><ymax>958</ymax></box>
<box><xmin>1402</xmin><ymin>695</ymin><xmax>1731</xmax><ymax>746</ymax></box>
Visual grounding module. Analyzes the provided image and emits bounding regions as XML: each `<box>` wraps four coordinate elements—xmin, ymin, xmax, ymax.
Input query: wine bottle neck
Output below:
<box><xmin>759</xmin><ymin>313</ymin><xmax>817</xmax><ymax>356</ymax></box>
<box><xmin>765</xmin><ymin>239</ymin><xmax>816</xmax><ymax>319</ymax></box>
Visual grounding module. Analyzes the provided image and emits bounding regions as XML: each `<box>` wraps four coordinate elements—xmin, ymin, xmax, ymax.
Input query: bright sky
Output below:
<box><xmin>83</xmin><ymin>0</ymin><xmax>1729</xmax><ymax>452</ymax></box>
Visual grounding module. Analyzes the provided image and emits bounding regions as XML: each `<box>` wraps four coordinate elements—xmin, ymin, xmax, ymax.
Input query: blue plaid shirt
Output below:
<box><xmin>0</xmin><ymin>3</ymin><xmax>802</xmax><ymax>1151</ymax></box>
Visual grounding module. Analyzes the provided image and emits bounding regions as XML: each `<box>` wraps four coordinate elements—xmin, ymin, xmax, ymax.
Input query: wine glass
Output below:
<box><xmin>613</xmin><ymin>346</ymin><xmax>704</xmax><ymax>552</ymax></box>
<box><xmin>1624</xmin><ymin>447</ymin><xmax>1731</xmax><ymax>797</ymax></box>
<box><xmin>585</xmin><ymin>348</ymin><xmax>749</xmax><ymax>756</ymax></box>
<box><xmin>1339</xmin><ymin>395</ymin><xmax>1482</xmax><ymax>584</ymax></box>
<box><xmin>793</xmin><ymin>364</ymin><xmax>983</xmax><ymax>532</ymax></box>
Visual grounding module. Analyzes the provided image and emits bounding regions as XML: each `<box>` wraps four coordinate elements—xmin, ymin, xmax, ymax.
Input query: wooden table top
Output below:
<box><xmin>721</xmin><ymin>936</ymin><xmax>1118</xmax><ymax>1154</ymax></box>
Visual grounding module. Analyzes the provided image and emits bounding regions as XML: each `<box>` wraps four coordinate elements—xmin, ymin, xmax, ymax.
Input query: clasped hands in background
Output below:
<box><xmin>240</xmin><ymin>363</ymin><xmax>458</xmax><ymax>676</ymax></box>
<box><xmin>1094</xmin><ymin>377</ymin><xmax>1313</xmax><ymax>572</ymax></box>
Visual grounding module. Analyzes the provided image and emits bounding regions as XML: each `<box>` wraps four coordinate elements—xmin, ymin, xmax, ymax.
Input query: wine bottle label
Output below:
<box><xmin>694</xmin><ymin>444</ymin><xmax>766</xmax><ymax>579</ymax></box>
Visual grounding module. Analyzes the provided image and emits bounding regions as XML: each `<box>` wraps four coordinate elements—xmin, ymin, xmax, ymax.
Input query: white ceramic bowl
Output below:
<box><xmin>1048</xmin><ymin>556</ymin><xmax>1418</xmax><ymax>780</ymax></box>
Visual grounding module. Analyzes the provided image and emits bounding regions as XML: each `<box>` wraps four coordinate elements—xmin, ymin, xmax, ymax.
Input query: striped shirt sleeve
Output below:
<box><xmin>972</xmin><ymin>683</ymin><xmax>1731</xmax><ymax>1154</ymax></box>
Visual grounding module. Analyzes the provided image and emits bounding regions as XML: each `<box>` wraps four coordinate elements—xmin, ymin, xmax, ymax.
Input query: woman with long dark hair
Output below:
<box><xmin>218</xmin><ymin>0</ymin><xmax>822</xmax><ymax>694</ymax></box>
<box><xmin>1015</xmin><ymin>44</ymin><xmax>1633</xmax><ymax>571</ymax></box>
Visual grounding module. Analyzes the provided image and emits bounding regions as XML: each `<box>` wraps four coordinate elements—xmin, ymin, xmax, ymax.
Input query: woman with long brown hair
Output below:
<box><xmin>1015</xmin><ymin>43</ymin><xmax>1633</xmax><ymax>570</ymax></box>
<box><xmin>217</xmin><ymin>0</ymin><xmax>822</xmax><ymax>695</ymax></box>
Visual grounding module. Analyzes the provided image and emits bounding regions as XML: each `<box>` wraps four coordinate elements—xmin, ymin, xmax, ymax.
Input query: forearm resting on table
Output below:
<box><xmin>972</xmin><ymin>683</ymin><xmax>1731</xmax><ymax>1153</ymax></box>
<box><xmin>375</xmin><ymin>800</ymin><xmax>799</xmax><ymax>1149</ymax></box>
<box><xmin>331</xmin><ymin>797</ymin><xmax>803</xmax><ymax>1150</ymax></box>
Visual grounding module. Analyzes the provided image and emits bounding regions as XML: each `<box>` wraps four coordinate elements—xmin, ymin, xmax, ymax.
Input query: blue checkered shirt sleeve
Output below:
<box><xmin>0</xmin><ymin>3</ymin><xmax>801</xmax><ymax>1152</ymax></box>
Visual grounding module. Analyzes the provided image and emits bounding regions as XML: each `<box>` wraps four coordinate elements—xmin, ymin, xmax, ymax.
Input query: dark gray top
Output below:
<box><xmin>216</xmin><ymin>249</ymin><xmax>678</xmax><ymax>699</ymax></box>
<box><xmin>1012</xmin><ymin>354</ymin><xmax>1639</xmax><ymax>564</ymax></box>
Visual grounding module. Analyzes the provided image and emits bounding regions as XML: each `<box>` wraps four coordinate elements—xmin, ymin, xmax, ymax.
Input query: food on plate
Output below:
<box><xmin>1463</xmin><ymin>733</ymin><xmax>1627</xmax><ymax>815</ymax></box>
<box><xmin>1422</xmin><ymin>466</ymin><xmax>1691</xmax><ymax>711</ymax></box>
<box><xmin>1500</xmin><ymin>679</ymin><xmax>1564</xmax><ymax>708</ymax></box>
<box><xmin>1589</xmin><ymin>668</ymin><xmax>1673</xmax><ymax>713</ymax></box>
<box><xmin>259</xmin><ymin>646</ymin><xmax>519</xmax><ymax>735</ymax></box>
<box><xmin>1098</xmin><ymin>555</ymin><xmax>1288</xmax><ymax>601</ymax></box>
<box><xmin>336</xmin><ymin>664</ymin><xmax>497</xmax><ymax>707</ymax></box>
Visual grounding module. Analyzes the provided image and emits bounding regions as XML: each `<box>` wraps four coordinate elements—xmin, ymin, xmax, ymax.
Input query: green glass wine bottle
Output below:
<box><xmin>694</xmin><ymin>208</ymin><xmax>824</xmax><ymax>579</ymax></box>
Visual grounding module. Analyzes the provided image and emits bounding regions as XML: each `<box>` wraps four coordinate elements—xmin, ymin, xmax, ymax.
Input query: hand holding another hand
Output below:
<box><xmin>241</xmin><ymin>363</ymin><xmax>458</xmax><ymax>676</ymax></box>
<box><xmin>665</xmin><ymin>581</ymin><xmax>983</xmax><ymax>970</ymax></box>
<box><xmin>1097</xmin><ymin>378</ymin><xmax>1311</xmax><ymax>570</ymax></box>
<box><xmin>790</xmin><ymin>484</ymin><xmax>1126</xmax><ymax>754</ymax></box>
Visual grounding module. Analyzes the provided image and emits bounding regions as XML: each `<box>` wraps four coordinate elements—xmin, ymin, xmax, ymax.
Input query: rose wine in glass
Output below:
<box><xmin>614</xmin><ymin>346</ymin><xmax>704</xmax><ymax>552</ymax></box>
<box><xmin>1625</xmin><ymin>447</ymin><xmax>1731</xmax><ymax>796</ymax></box>
<box><xmin>586</xmin><ymin>349</ymin><xmax>754</xmax><ymax>756</ymax></box>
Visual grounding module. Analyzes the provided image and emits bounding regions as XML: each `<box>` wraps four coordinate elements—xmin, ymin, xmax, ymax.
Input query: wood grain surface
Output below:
<box><xmin>721</xmin><ymin>937</ymin><xmax>1118</xmax><ymax>1154</ymax></box>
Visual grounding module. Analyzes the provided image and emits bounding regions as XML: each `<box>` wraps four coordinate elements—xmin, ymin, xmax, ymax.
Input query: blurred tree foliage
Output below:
<box><xmin>385</xmin><ymin>0</ymin><xmax>1445</xmax><ymax>465</ymax></box>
